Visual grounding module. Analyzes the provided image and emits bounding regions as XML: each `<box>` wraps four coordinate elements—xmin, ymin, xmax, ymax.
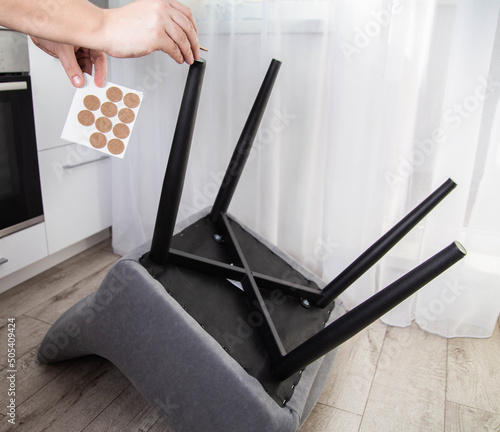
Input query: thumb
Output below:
<box><xmin>56</xmin><ymin>45</ymin><xmax>85</xmax><ymax>87</ymax></box>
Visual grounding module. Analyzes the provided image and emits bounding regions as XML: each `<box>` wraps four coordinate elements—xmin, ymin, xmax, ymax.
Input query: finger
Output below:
<box><xmin>170</xmin><ymin>0</ymin><xmax>198</xmax><ymax>34</ymax></box>
<box><xmin>159</xmin><ymin>33</ymin><xmax>186</xmax><ymax>64</ymax></box>
<box><xmin>92</xmin><ymin>51</ymin><xmax>107</xmax><ymax>87</ymax></box>
<box><xmin>164</xmin><ymin>18</ymin><xmax>195</xmax><ymax>64</ymax></box>
<box><xmin>76</xmin><ymin>49</ymin><xmax>93</xmax><ymax>76</ymax></box>
<box><xmin>56</xmin><ymin>45</ymin><xmax>84</xmax><ymax>87</ymax></box>
<box><xmin>168</xmin><ymin>4</ymin><xmax>200</xmax><ymax>62</ymax></box>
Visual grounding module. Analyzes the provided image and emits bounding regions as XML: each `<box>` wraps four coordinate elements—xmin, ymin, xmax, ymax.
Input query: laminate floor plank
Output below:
<box><xmin>300</xmin><ymin>403</ymin><xmax>361</xmax><ymax>432</ymax></box>
<box><xmin>54</xmin><ymin>240</ymin><xmax>114</xmax><ymax>271</ymax></box>
<box><xmin>318</xmin><ymin>320</ymin><xmax>386</xmax><ymax>415</ymax></box>
<box><xmin>0</xmin><ymin>316</ymin><xmax>50</xmax><ymax>374</ymax></box>
<box><xmin>0</xmin><ymin>356</ymin><xmax>130</xmax><ymax>432</ymax></box>
<box><xmin>359</xmin><ymin>323</ymin><xmax>448</xmax><ymax>432</ymax></box>
<box><xmin>1</xmin><ymin>266</ymin><xmax>61</xmax><ymax>295</ymax></box>
<box><xmin>0</xmin><ymin>243</ymin><xmax>119</xmax><ymax>318</ymax></box>
<box><xmin>0</xmin><ymin>316</ymin><xmax>6</xmax><ymax>335</ymax></box>
<box><xmin>447</xmin><ymin>324</ymin><xmax>500</xmax><ymax>415</ymax></box>
<box><xmin>0</xmin><ymin>346</ymin><xmax>71</xmax><ymax>414</ymax></box>
<box><xmin>445</xmin><ymin>401</ymin><xmax>500</xmax><ymax>432</ymax></box>
<box><xmin>82</xmin><ymin>384</ymin><xmax>161</xmax><ymax>432</ymax></box>
<box><xmin>26</xmin><ymin>263</ymin><xmax>116</xmax><ymax>325</ymax></box>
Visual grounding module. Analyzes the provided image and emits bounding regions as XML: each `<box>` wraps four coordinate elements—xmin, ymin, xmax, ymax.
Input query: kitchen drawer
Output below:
<box><xmin>0</xmin><ymin>222</ymin><xmax>48</xmax><ymax>279</ymax></box>
<box><xmin>38</xmin><ymin>144</ymin><xmax>112</xmax><ymax>254</ymax></box>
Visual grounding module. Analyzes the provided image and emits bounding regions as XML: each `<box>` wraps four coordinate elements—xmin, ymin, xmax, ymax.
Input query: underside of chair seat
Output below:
<box><xmin>153</xmin><ymin>213</ymin><xmax>336</xmax><ymax>406</ymax></box>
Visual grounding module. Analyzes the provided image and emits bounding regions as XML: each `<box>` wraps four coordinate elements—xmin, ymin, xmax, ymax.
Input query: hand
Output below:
<box><xmin>102</xmin><ymin>0</ymin><xmax>200</xmax><ymax>64</ymax></box>
<box><xmin>31</xmin><ymin>37</ymin><xmax>107</xmax><ymax>88</ymax></box>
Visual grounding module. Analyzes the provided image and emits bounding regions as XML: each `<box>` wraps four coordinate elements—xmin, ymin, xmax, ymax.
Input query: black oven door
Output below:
<box><xmin>0</xmin><ymin>75</ymin><xmax>44</xmax><ymax>238</ymax></box>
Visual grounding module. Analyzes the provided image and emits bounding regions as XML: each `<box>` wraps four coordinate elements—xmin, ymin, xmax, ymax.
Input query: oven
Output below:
<box><xmin>0</xmin><ymin>29</ymin><xmax>44</xmax><ymax>239</ymax></box>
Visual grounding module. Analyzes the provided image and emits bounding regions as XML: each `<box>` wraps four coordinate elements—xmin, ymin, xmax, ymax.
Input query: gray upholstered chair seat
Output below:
<box><xmin>38</xmin><ymin>212</ymin><xmax>342</xmax><ymax>432</ymax></box>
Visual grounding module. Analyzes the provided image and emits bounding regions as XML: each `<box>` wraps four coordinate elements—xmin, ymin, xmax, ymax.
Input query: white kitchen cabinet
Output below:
<box><xmin>37</xmin><ymin>144</ymin><xmax>112</xmax><ymax>254</ymax></box>
<box><xmin>0</xmin><ymin>223</ymin><xmax>48</xmax><ymax>280</ymax></box>
<box><xmin>28</xmin><ymin>39</ymin><xmax>75</xmax><ymax>152</ymax></box>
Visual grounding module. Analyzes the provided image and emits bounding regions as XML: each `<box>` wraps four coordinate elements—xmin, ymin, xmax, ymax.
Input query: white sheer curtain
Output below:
<box><xmin>109</xmin><ymin>0</ymin><xmax>500</xmax><ymax>338</ymax></box>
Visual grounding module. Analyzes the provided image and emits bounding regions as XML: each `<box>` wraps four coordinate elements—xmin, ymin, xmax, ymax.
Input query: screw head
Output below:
<box><xmin>213</xmin><ymin>233</ymin><xmax>224</xmax><ymax>243</ymax></box>
<box><xmin>300</xmin><ymin>298</ymin><xmax>311</xmax><ymax>309</ymax></box>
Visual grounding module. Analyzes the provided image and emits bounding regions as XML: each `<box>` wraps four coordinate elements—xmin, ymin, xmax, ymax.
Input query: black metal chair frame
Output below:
<box><xmin>140</xmin><ymin>58</ymin><xmax>466</xmax><ymax>381</ymax></box>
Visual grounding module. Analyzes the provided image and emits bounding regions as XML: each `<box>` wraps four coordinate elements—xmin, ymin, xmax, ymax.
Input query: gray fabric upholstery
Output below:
<box><xmin>38</xmin><ymin>215</ymin><xmax>342</xmax><ymax>432</ymax></box>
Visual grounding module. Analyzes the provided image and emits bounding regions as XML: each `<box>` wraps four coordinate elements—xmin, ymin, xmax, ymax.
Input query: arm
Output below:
<box><xmin>0</xmin><ymin>0</ymin><xmax>200</xmax><ymax>86</ymax></box>
<box><xmin>0</xmin><ymin>0</ymin><xmax>106</xmax><ymax>48</ymax></box>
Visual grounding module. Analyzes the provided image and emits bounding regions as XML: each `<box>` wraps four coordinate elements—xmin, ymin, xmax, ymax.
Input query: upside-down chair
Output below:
<box><xmin>38</xmin><ymin>59</ymin><xmax>466</xmax><ymax>432</ymax></box>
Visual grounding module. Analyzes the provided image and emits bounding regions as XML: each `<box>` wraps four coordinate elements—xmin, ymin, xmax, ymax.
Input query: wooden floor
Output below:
<box><xmin>1</xmin><ymin>240</ymin><xmax>499</xmax><ymax>432</ymax></box>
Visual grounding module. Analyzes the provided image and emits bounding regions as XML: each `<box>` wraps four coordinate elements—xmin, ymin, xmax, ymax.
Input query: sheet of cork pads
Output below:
<box><xmin>62</xmin><ymin>73</ymin><xmax>143</xmax><ymax>158</ymax></box>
